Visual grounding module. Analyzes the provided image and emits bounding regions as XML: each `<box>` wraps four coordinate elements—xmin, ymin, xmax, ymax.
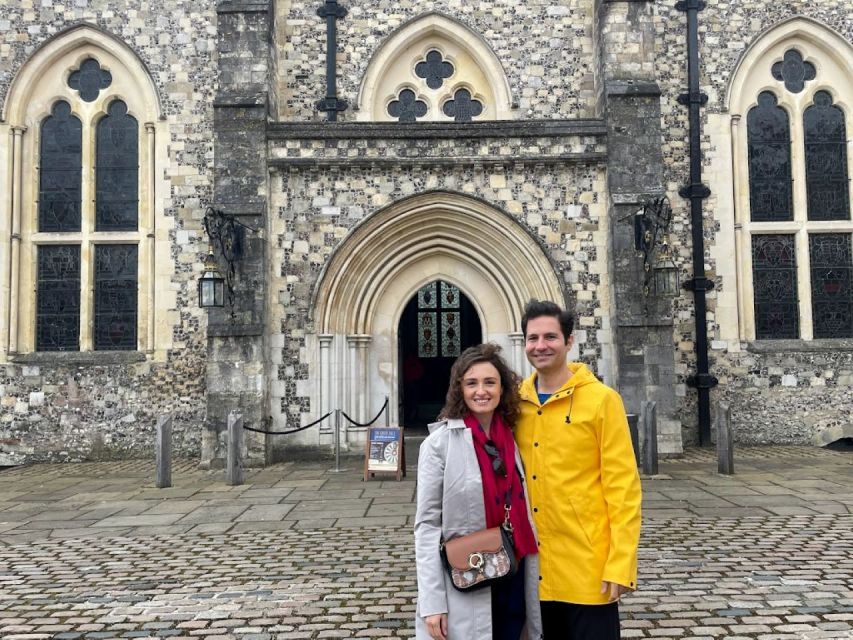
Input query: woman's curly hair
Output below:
<box><xmin>438</xmin><ymin>343</ymin><xmax>521</xmax><ymax>427</ymax></box>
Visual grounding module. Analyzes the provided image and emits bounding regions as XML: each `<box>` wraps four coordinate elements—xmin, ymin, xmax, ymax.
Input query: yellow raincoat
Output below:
<box><xmin>516</xmin><ymin>363</ymin><xmax>642</xmax><ymax>605</ymax></box>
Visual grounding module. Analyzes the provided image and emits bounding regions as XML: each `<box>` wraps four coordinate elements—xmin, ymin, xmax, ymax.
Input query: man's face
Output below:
<box><xmin>524</xmin><ymin>315</ymin><xmax>572</xmax><ymax>374</ymax></box>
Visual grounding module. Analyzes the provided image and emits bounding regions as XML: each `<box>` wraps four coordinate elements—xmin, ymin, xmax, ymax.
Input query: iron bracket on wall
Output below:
<box><xmin>316</xmin><ymin>0</ymin><xmax>348</xmax><ymax>121</ymax></box>
<box><xmin>682</xmin><ymin>277</ymin><xmax>715</xmax><ymax>292</ymax></box>
<box><xmin>686</xmin><ymin>373</ymin><xmax>719</xmax><ymax>390</ymax></box>
<box><xmin>677</xmin><ymin>91</ymin><xmax>709</xmax><ymax>106</ymax></box>
<box><xmin>675</xmin><ymin>0</ymin><xmax>706</xmax><ymax>9</ymax></box>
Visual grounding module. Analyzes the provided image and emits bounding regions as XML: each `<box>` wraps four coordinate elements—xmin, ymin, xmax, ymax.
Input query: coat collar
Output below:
<box><xmin>519</xmin><ymin>362</ymin><xmax>596</xmax><ymax>404</ymax></box>
<box><xmin>427</xmin><ymin>418</ymin><xmax>466</xmax><ymax>434</ymax></box>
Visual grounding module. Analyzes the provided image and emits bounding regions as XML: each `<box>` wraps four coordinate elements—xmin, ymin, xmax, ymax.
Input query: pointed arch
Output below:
<box><xmin>725</xmin><ymin>17</ymin><xmax>853</xmax><ymax>114</ymax></box>
<box><xmin>3</xmin><ymin>22</ymin><xmax>162</xmax><ymax>124</ymax></box>
<box><xmin>311</xmin><ymin>191</ymin><xmax>564</xmax><ymax>335</ymax></box>
<box><xmin>357</xmin><ymin>12</ymin><xmax>514</xmax><ymax>121</ymax></box>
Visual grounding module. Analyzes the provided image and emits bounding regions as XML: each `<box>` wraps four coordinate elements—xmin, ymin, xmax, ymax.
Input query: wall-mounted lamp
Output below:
<box><xmin>198</xmin><ymin>206</ymin><xmax>258</xmax><ymax>309</ymax></box>
<box><xmin>634</xmin><ymin>197</ymin><xmax>680</xmax><ymax>297</ymax></box>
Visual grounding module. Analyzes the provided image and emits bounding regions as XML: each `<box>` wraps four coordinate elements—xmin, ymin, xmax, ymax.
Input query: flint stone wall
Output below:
<box><xmin>0</xmin><ymin>0</ymin><xmax>217</xmax><ymax>464</ymax></box>
<box><xmin>654</xmin><ymin>1</ymin><xmax>853</xmax><ymax>445</ymax></box>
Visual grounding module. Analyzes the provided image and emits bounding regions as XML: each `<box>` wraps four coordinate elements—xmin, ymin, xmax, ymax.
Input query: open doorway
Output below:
<box><xmin>398</xmin><ymin>281</ymin><xmax>482</xmax><ymax>430</ymax></box>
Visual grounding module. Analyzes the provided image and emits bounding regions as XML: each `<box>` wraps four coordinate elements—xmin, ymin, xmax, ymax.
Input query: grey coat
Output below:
<box><xmin>414</xmin><ymin>419</ymin><xmax>543</xmax><ymax>640</ymax></box>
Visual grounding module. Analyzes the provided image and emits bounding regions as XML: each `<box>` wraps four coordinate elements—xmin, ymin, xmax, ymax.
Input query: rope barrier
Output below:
<box><xmin>341</xmin><ymin>397</ymin><xmax>389</xmax><ymax>428</ymax></box>
<box><xmin>242</xmin><ymin>411</ymin><xmax>332</xmax><ymax>435</ymax></box>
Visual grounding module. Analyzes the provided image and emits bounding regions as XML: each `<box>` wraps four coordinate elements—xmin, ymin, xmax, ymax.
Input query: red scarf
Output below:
<box><xmin>464</xmin><ymin>413</ymin><xmax>538</xmax><ymax>560</ymax></box>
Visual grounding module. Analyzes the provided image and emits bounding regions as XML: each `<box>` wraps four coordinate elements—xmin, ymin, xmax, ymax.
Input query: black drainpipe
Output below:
<box><xmin>676</xmin><ymin>0</ymin><xmax>717</xmax><ymax>446</ymax></box>
<box><xmin>316</xmin><ymin>0</ymin><xmax>348</xmax><ymax>121</ymax></box>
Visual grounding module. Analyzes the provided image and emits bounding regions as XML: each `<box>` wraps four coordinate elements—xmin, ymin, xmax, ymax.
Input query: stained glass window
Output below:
<box><xmin>96</xmin><ymin>101</ymin><xmax>139</xmax><ymax>231</ymax></box>
<box><xmin>417</xmin><ymin>281</ymin><xmax>463</xmax><ymax>357</ymax></box>
<box><xmin>417</xmin><ymin>311</ymin><xmax>437</xmax><ymax>357</ymax></box>
<box><xmin>94</xmin><ymin>245</ymin><xmax>138</xmax><ymax>350</ymax></box>
<box><xmin>771</xmin><ymin>49</ymin><xmax>816</xmax><ymax>95</ymax></box>
<box><xmin>747</xmin><ymin>92</ymin><xmax>793</xmax><ymax>222</ymax></box>
<box><xmin>804</xmin><ymin>91</ymin><xmax>849</xmax><ymax>222</ymax></box>
<box><xmin>67</xmin><ymin>57</ymin><xmax>112</xmax><ymax>102</ymax></box>
<box><xmin>418</xmin><ymin>281</ymin><xmax>437</xmax><ymax>308</ymax></box>
<box><xmin>387</xmin><ymin>89</ymin><xmax>428</xmax><ymax>123</ymax></box>
<box><xmin>415</xmin><ymin>50</ymin><xmax>454</xmax><ymax>90</ymax></box>
<box><xmin>442</xmin><ymin>88</ymin><xmax>484</xmax><ymax>123</ymax></box>
<box><xmin>752</xmin><ymin>235</ymin><xmax>799</xmax><ymax>339</ymax></box>
<box><xmin>442</xmin><ymin>311</ymin><xmax>461</xmax><ymax>357</ymax></box>
<box><xmin>36</xmin><ymin>245</ymin><xmax>80</xmax><ymax>351</ymax></box>
<box><xmin>809</xmin><ymin>234</ymin><xmax>853</xmax><ymax>339</ymax></box>
<box><xmin>39</xmin><ymin>101</ymin><xmax>82</xmax><ymax>232</ymax></box>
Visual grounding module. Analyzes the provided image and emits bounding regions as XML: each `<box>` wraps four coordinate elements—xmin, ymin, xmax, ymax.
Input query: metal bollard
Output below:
<box><xmin>626</xmin><ymin>413</ymin><xmax>640</xmax><ymax>466</ymax></box>
<box><xmin>640</xmin><ymin>400</ymin><xmax>659</xmax><ymax>476</ymax></box>
<box><xmin>226</xmin><ymin>410</ymin><xmax>244</xmax><ymax>486</ymax></box>
<box><xmin>155</xmin><ymin>413</ymin><xmax>173</xmax><ymax>489</ymax></box>
<box><xmin>716</xmin><ymin>401</ymin><xmax>734</xmax><ymax>475</ymax></box>
<box><xmin>384</xmin><ymin>396</ymin><xmax>390</xmax><ymax>427</ymax></box>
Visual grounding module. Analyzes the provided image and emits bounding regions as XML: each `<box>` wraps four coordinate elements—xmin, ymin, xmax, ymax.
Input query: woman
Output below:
<box><xmin>414</xmin><ymin>343</ymin><xmax>542</xmax><ymax>640</ymax></box>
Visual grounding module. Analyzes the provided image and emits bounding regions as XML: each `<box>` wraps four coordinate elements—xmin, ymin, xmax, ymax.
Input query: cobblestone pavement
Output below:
<box><xmin>0</xmin><ymin>446</ymin><xmax>851</xmax><ymax>639</ymax></box>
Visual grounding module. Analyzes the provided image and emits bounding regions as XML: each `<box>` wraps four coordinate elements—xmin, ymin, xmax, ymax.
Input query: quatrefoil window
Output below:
<box><xmin>442</xmin><ymin>88</ymin><xmax>483</xmax><ymax>122</ymax></box>
<box><xmin>415</xmin><ymin>50</ymin><xmax>454</xmax><ymax>90</ymax></box>
<box><xmin>388</xmin><ymin>89</ymin><xmax>428</xmax><ymax>122</ymax></box>
<box><xmin>771</xmin><ymin>49</ymin><xmax>816</xmax><ymax>94</ymax></box>
<box><xmin>68</xmin><ymin>58</ymin><xmax>113</xmax><ymax>102</ymax></box>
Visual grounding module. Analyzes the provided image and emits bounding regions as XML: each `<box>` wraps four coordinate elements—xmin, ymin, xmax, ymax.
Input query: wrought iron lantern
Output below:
<box><xmin>198</xmin><ymin>244</ymin><xmax>225</xmax><ymax>308</ymax></box>
<box><xmin>634</xmin><ymin>197</ymin><xmax>680</xmax><ymax>297</ymax></box>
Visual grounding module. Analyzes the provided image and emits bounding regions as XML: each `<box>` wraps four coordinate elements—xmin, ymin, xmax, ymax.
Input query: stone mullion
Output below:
<box><xmin>8</xmin><ymin>126</ymin><xmax>26</xmax><ymax>354</ymax></box>
<box><xmin>79</xmin><ymin>117</ymin><xmax>95</xmax><ymax>352</ymax></box>
<box><xmin>144</xmin><ymin>122</ymin><xmax>156</xmax><ymax>353</ymax></box>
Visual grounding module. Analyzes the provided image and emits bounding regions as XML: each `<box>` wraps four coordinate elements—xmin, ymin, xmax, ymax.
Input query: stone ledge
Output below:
<box><xmin>217</xmin><ymin>1</ymin><xmax>270</xmax><ymax>14</ymax></box>
<box><xmin>606</xmin><ymin>80</ymin><xmax>662</xmax><ymax>97</ymax></box>
<box><xmin>747</xmin><ymin>339</ymin><xmax>853</xmax><ymax>354</ymax></box>
<box><xmin>7</xmin><ymin>351</ymin><xmax>147</xmax><ymax>366</ymax></box>
<box><xmin>267</xmin><ymin>119</ymin><xmax>607</xmax><ymax>140</ymax></box>
<box><xmin>269</xmin><ymin>152</ymin><xmax>608</xmax><ymax>168</ymax></box>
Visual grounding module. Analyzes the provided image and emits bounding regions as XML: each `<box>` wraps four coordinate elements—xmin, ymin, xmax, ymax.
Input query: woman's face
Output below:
<box><xmin>461</xmin><ymin>362</ymin><xmax>502</xmax><ymax>420</ymax></box>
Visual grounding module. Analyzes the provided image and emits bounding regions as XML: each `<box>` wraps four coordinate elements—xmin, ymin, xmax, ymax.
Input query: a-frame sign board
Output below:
<box><xmin>364</xmin><ymin>426</ymin><xmax>406</xmax><ymax>481</ymax></box>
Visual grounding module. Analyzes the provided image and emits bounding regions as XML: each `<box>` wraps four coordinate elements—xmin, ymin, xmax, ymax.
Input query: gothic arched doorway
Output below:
<box><xmin>399</xmin><ymin>280</ymin><xmax>482</xmax><ymax>429</ymax></box>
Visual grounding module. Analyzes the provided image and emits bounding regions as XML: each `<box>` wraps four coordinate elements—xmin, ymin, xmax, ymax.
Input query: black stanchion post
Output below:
<box><xmin>627</xmin><ymin>413</ymin><xmax>640</xmax><ymax>467</ymax></box>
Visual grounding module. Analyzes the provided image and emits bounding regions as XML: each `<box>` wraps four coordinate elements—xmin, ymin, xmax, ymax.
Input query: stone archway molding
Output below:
<box><xmin>724</xmin><ymin>16</ymin><xmax>853</xmax><ymax>113</ymax></box>
<box><xmin>311</xmin><ymin>191</ymin><xmax>565</xmax><ymax>336</ymax></box>
<box><xmin>2</xmin><ymin>22</ymin><xmax>163</xmax><ymax>123</ymax></box>
<box><xmin>356</xmin><ymin>11</ymin><xmax>514</xmax><ymax>120</ymax></box>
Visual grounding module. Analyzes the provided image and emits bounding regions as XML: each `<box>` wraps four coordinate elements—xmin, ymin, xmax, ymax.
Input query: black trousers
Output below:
<box><xmin>540</xmin><ymin>600</ymin><xmax>621</xmax><ymax>640</ymax></box>
<box><xmin>492</xmin><ymin>558</ymin><xmax>526</xmax><ymax>640</ymax></box>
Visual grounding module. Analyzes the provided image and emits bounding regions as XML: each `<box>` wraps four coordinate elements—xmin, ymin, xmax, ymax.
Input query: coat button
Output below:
<box><xmin>534</xmin><ymin>442</ymin><xmax>539</xmax><ymax>447</ymax></box>
<box><xmin>533</xmin><ymin>507</ymin><xmax>538</xmax><ymax>512</ymax></box>
<box><xmin>537</xmin><ymin>410</ymin><xmax>542</xmax><ymax>415</ymax></box>
<box><xmin>532</xmin><ymin>475</ymin><xmax>537</xmax><ymax>480</ymax></box>
<box><xmin>538</xmin><ymin>576</ymin><xmax>542</xmax><ymax>581</ymax></box>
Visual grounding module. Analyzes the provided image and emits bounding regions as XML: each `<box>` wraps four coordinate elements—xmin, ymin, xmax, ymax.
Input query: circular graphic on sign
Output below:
<box><xmin>384</xmin><ymin>441</ymin><xmax>399</xmax><ymax>464</ymax></box>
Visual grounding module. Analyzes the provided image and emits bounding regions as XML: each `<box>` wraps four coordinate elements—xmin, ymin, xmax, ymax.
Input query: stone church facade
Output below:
<box><xmin>0</xmin><ymin>1</ymin><xmax>851</xmax><ymax>466</ymax></box>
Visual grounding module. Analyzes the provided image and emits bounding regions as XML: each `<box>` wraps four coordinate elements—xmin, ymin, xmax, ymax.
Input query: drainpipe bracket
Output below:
<box><xmin>677</xmin><ymin>91</ymin><xmax>708</xmax><ymax>106</ymax></box>
<box><xmin>316</xmin><ymin>97</ymin><xmax>349</xmax><ymax>113</ymax></box>
<box><xmin>682</xmin><ymin>277</ymin><xmax>715</xmax><ymax>292</ymax></box>
<box><xmin>675</xmin><ymin>0</ymin><xmax>706</xmax><ymax>11</ymax></box>
<box><xmin>678</xmin><ymin>183</ymin><xmax>711</xmax><ymax>199</ymax></box>
<box><xmin>686</xmin><ymin>373</ymin><xmax>718</xmax><ymax>390</ymax></box>
<box><xmin>317</xmin><ymin>1</ymin><xmax>347</xmax><ymax>18</ymax></box>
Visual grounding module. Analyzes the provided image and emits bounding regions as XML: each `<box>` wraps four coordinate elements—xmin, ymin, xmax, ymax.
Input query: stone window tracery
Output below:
<box><xmin>737</xmin><ymin>39</ymin><xmax>853</xmax><ymax>341</ymax></box>
<box><xmin>360</xmin><ymin>15</ymin><xmax>509</xmax><ymax>122</ymax></box>
<box><xmin>3</xmin><ymin>30</ymin><xmax>162</xmax><ymax>357</ymax></box>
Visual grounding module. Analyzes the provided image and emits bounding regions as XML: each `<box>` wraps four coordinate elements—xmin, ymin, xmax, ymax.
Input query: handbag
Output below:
<box><xmin>440</xmin><ymin>491</ymin><xmax>517</xmax><ymax>592</ymax></box>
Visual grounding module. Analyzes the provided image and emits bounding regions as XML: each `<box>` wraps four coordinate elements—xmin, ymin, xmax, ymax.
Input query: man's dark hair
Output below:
<box><xmin>521</xmin><ymin>299</ymin><xmax>574</xmax><ymax>342</ymax></box>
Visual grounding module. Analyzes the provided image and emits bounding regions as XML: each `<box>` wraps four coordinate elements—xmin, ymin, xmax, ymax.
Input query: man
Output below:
<box><xmin>515</xmin><ymin>299</ymin><xmax>642</xmax><ymax>639</ymax></box>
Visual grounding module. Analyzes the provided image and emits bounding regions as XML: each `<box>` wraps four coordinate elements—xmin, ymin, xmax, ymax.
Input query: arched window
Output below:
<box><xmin>2</xmin><ymin>27</ymin><xmax>164</xmax><ymax>357</ymax></box>
<box><xmin>729</xmin><ymin>22</ymin><xmax>853</xmax><ymax>342</ymax></box>
<box><xmin>357</xmin><ymin>13</ymin><xmax>513</xmax><ymax>122</ymax></box>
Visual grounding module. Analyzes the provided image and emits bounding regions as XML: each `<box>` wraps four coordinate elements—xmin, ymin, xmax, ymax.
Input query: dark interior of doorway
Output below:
<box><xmin>399</xmin><ymin>281</ymin><xmax>482</xmax><ymax>431</ymax></box>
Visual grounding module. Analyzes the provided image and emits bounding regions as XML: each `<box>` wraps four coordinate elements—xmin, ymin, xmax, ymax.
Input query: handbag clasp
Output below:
<box><xmin>468</xmin><ymin>552</ymin><xmax>484</xmax><ymax>570</ymax></box>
